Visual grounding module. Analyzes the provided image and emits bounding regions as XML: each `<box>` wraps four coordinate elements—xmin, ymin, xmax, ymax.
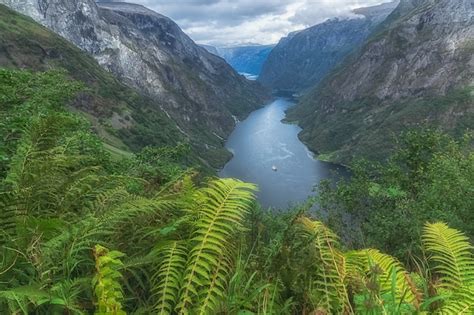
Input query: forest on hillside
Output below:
<box><xmin>1</xmin><ymin>69</ymin><xmax>473</xmax><ymax>314</ymax></box>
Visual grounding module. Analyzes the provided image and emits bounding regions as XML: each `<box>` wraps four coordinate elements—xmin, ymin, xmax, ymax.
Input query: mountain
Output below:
<box><xmin>0</xmin><ymin>0</ymin><xmax>267</xmax><ymax>167</ymax></box>
<box><xmin>0</xmin><ymin>3</ymin><xmax>184</xmax><ymax>159</ymax></box>
<box><xmin>258</xmin><ymin>1</ymin><xmax>399</xmax><ymax>93</ymax></box>
<box><xmin>288</xmin><ymin>0</ymin><xmax>474</xmax><ymax>164</ymax></box>
<box><xmin>211</xmin><ymin>45</ymin><xmax>275</xmax><ymax>77</ymax></box>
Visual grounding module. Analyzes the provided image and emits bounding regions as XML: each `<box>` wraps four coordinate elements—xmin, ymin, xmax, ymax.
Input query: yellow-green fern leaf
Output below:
<box><xmin>175</xmin><ymin>179</ymin><xmax>256</xmax><ymax>314</ymax></box>
<box><xmin>196</xmin><ymin>249</ymin><xmax>232</xmax><ymax>315</ymax></box>
<box><xmin>345</xmin><ymin>249</ymin><xmax>419</xmax><ymax>307</ymax></box>
<box><xmin>368</xmin><ymin>249</ymin><xmax>418</xmax><ymax>305</ymax></box>
<box><xmin>423</xmin><ymin>222</ymin><xmax>474</xmax><ymax>314</ymax></box>
<box><xmin>439</xmin><ymin>292</ymin><xmax>474</xmax><ymax>315</ymax></box>
<box><xmin>297</xmin><ymin>217</ymin><xmax>351</xmax><ymax>314</ymax></box>
<box><xmin>344</xmin><ymin>250</ymin><xmax>369</xmax><ymax>291</ymax></box>
<box><xmin>153</xmin><ymin>241</ymin><xmax>188</xmax><ymax>315</ymax></box>
<box><xmin>92</xmin><ymin>245</ymin><xmax>126</xmax><ymax>315</ymax></box>
<box><xmin>423</xmin><ymin>222</ymin><xmax>474</xmax><ymax>291</ymax></box>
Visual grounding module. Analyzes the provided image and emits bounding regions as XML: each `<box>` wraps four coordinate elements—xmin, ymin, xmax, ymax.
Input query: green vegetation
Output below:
<box><xmin>93</xmin><ymin>245</ymin><xmax>126</xmax><ymax>315</ymax></box>
<box><xmin>318</xmin><ymin>130</ymin><xmax>474</xmax><ymax>260</ymax></box>
<box><xmin>1</xmin><ymin>68</ymin><xmax>473</xmax><ymax>314</ymax></box>
<box><xmin>292</xmin><ymin>86</ymin><xmax>474</xmax><ymax>164</ymax></box>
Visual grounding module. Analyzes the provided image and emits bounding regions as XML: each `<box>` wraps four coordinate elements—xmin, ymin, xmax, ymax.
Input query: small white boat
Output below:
<box><xmin>272</xmin><ymin>165</ymin><xmax>278</xmax><ymax>172</ymax></box>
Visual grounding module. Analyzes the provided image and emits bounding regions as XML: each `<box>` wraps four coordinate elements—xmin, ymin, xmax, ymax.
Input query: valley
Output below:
<box><xmin>0</xmin><ymin>0</ymin><xmax>473</xmax><ymax>314</ymax></box>
<box><xmin>0</xmin><ymin>0</ymin><xmax>267</xmax><ymax>169</ymax></box>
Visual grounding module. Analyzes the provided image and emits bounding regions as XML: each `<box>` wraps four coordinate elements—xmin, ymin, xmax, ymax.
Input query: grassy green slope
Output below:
<box><xmin>297</xmin><ymin>88</ymin><xmax>473</xmax><ymax>163</ymax></box>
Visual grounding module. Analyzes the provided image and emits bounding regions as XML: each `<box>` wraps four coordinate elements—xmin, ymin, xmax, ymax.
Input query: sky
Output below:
<box><xmin>103</xmin><ymin>0</ymin><xmax>394</xmax><ymax>46</ymax></box>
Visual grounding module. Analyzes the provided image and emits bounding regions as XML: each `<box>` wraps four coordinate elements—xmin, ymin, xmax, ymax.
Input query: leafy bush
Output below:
<box><xmin>318</xmin><ymin>130</ymin><xmax>474</xmax><ymax>260</ymax></box>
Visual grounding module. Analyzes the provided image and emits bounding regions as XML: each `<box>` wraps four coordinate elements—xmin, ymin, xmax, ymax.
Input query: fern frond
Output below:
<box><xmin>296</xmin><ymin>217</ymin><xmax>351</xmax><ymax>314</ymax></box>
<box><xmin>0</xmin><ymin>190</ymin><xmax>24</xmax><ymax>243</ymax></box>
<box><xmin>175</xmin><ymin>179</ymin><xmax>256</xmax><ymax>314</ymax></box>
<box><xmin>344</xmin><ymin>250</ymin><xmax>368</xmax><ymax>289</ymax></box>
<box><xmin>345</xmin><ymin>249</ymin><xmax>419</xmax><ymax>307</ymax></box>
<box><xmin>87</xmin><ymin>187</ymin><xmax>131</xmax><ymax>215</ymax></box>
<box><xmin>0</xmin><ymin>285</ymin><xmax>50</xmax><ymax>314</ymax></box>
<box><xmin>153</xmin><ymin>241</ymin><xmax>188</xmax><ymax>315</ymax></box>
<box><xmin>367</xmin><ymin>249</ymin><xmax>418</xmax><ymax>305</ymax></box>
<box><xmin>92</xmin><ymin>245</ymin><xmax>126</xmax><ymax>315</ymax></box>
<box><xmin>196</xmin><ymin>248</ymin><xmax>232</xmax><ymax>315</ymax></box>
<box><xmin>423</xmin><ymin>222</ymin><xmax>474</xmax><ymax>291</ymax></box>
<box><xmin>439</xmin><ymin>291</ymin><xmax>474</xmax><ymax>314</ymax></box>
<box><xmin>423</xmin><ymin>222</ymin><xmax>474</xmax><ymax>314</ymax></box>
<box><xmin>49</xmin><ymin>277</ymin><xmax>90</xmax><ymax>314</ymax></box>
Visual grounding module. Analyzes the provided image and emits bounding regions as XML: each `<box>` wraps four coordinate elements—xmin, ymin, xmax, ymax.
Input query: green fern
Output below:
<box><xmin>368</xmin><ymin>249</ymin><xmax>417</xmax><ymax>304</ymax></box>
<box><xmin>0</xmin><ymin>190</ymin><xmax>23</xmax><ymax>243</ymax></box>
<box><xmin>423</xmin><ymin>222</ymin><xmax>474</xmax><ymax>290</ymax></box>
<box><xmin>348</xmin><ymin>249</ymin><xmax>420</xmax><ymax>313</ymax></box>
<box><xmin>92</xmin><ymin>245</ymin><xmax>126</xmax><ymax>315</ymax></box>
<box><xmin>296</xmin><ymin>217</ymin><xmax>352</xmax><ymax>314</ymax></box>
<box><xmin>0</xmin><ymin>285</ymin><xmax>50</xmax><ymax>314</ymax></box>
<box><xmin>152</xmin><ymin>241</ymin><xmax>188</xmax><ymax>315</ymax></box>
<box><xmin>423</xmin><ymin>222</ymin><xmax>474</xmax><ymax>314</ymax></box>
<box><xmin>175</xmin><ymin>179</ymin><xmax>256</xmax><ymax>314</ymax></box>
<box><xmin>196</xmin><ymin>249</ymin><xmax>232</xmax><ymax>314</ymax></box>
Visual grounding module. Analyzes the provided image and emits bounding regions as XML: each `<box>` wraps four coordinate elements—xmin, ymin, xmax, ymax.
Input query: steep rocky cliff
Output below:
<box><xmin>258</xmin><ymin>1</ymin><xmax>399</xmax><ymax>93</ymax></box>
<box><xmin>288</xmin><ymin>0</ymin><xmax>474</xmax><ymax>164</ymax></box>
<box><xmin>1</xmin><ymin>0</ymin><xmax>267</xmax><ymax>167</ymax></box>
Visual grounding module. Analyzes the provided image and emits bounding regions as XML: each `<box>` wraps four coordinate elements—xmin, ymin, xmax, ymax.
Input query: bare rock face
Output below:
<box><xmin>2</xmin><ymin>0</ymin><xmax>107</xmax><ymax>53</ymax></box>
<box><xmin>1</xmin><ymin>0</ymin><xmax>266</xmax><ymax>164</ymax></box>
<box><xmin>327</xmin><ymin>0</ymin><xmax>474</xmax><ymax>102</ymax></box>
<box><xmin>289</xmin><ymin>0</ymin><xmax>474</xmax><ymax>163</ymax></box>
<box><xmin>258</xmin><ymin>1</ymin><xmax>399</xmax><ymax>93</ymax></box>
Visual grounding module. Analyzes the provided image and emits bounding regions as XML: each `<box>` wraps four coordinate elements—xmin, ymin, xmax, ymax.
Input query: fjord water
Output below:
<box><xmin>219</xmin><ymin>98</ymin><xmax>347</xmax><ymax>209</ymax></box>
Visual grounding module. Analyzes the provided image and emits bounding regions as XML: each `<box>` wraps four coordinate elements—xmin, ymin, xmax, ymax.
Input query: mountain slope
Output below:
<box><xmin>258</xmin><ymin>1</ymin><xmax>399</xmax><ymax>93</ymax></box>
<box><xmin>0</xmin><ymin>4</ymin><xmax>183</xmax><ymax>157</ymax></box>
<box><xmin>288</xmin><ymin>0</ymin><xmax>474</xmax><ymax>164</ymax></box>
<box><xmin>1</xmin><ymin>0</ymin><xmax>267</xmax><ymax>167</ymax></box>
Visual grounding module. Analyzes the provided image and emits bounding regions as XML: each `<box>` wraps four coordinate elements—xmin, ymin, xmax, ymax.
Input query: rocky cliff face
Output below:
<box><xmin>258</xmin><ymin>1</ymin><xmax>399</xmax><ymax>93</ymax></box>
<box><xmin>289</xmin><ymin>0</ymin><xmax>474</xmax><ymax>163</ymax></box>
<box><xmin>1</xmin><ymin>0</ymin><xmax>267</xmax><ymax>167</ymax></box>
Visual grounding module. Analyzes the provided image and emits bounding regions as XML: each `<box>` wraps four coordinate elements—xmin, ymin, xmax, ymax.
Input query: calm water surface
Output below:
<box><xmin>219</xmin><ymin>98</ymin><xmax>347</xmax><ymax>209</ymax></box>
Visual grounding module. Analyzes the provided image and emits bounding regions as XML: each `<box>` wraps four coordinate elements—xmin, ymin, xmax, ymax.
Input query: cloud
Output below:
<box><xmin>102</xmin><ymin>0</ymin><xmax>395</xmax><ymax>46</ymax></box>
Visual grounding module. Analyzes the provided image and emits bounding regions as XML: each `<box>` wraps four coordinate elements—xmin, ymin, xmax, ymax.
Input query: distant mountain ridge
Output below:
<box><xmin>258</xmin><ymin>1</ymin><xmax>399</xmax><ymax>93</ymax></box>
<box><xmin>200</xmin><ymin>44</ymin><xmax>219</xmax><ymax>56</ymax></box>
<box><xmin>288</xmin><ymin>0</ymin><xmax>474</xmax><ymax>163</ymax></box>
<box><xmin>1</xmin><ymin>0</ymin><xmax>267</xmax><ymax>167</ymax></box>
<box><xmin>203</xmin><ymin>44</ymin><xmax>275</xmax><ymax>77</ymax></box>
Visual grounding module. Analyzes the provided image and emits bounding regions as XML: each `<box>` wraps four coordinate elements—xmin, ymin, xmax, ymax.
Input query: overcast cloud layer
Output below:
<box><xmin>103</xmin><ymin>0</ymin><xmax>394</xmax><ymax>46</ymax></box>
